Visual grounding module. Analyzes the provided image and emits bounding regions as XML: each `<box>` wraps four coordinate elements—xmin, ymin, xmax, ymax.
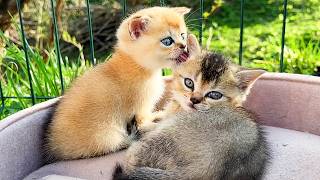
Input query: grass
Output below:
<box><xmin>0</xmin><ymin>32</ymin><xmax>90</xmax><ymax>119</ymax></box>
<box><xmin>196</xmin><ymin>0</ymin><xmax>320</xmax><ymax>74</ymax></box>
<box><xmin>1</xmin><ymin>0</ymin><xmax>320</xmax><ymax>119</ymax></box>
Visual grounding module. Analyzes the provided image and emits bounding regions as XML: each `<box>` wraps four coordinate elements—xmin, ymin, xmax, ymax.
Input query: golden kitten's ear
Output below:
<box><xmin>128</xmin><ymin>16</ymin><xmax>151</xmax><ymax>40</ymax></box>
<box><xmin>236</xmin><ymin>70</ymin><xmax>266</xmax><ymax>91</ymax></box>
<box><xmin>187</xmin><ymin>34</ymin><xmax>201</xmax><ymax>56</ymax></box>
<box><xmin>171</xmin><ymin>7</ymin><xmax>191</xmax><ymax>16</ymax></box>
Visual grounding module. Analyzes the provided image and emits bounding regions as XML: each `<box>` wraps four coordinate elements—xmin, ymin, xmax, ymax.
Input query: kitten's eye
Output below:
<box><xmin>184</xmin><ymin>78</ymin><xmax>194</xmax><ymax>90</ymax></box>
<box><xmin>161</xmin><ymin>37</ymin><xmax>174</xmax><ymax>46</ymax></box>
<box><xmin>181</xmin><ymin>33</ymin><xmax>186</xmax><ymax>40</ymax></box>
<box><xmin>206</xmin><ymin>91</ymin><xmax>223</xmax><ymax>100</ymax></box>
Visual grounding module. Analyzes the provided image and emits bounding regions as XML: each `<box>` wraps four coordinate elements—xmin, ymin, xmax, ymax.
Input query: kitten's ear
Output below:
<box><xmin>128</xmin><ymin>16</ymin><xmax>151</xmax><ymax>40</ymax></box>
<box><xmin>171</xmin><ymin>7</ymin><xmax>191</xmax><ymax>16</ymax></box>
<box><xmin>236</xmin><ymin>70</ymin><xmax>266</xmax><ymax>91</ymax></box>
<box><xmin>187</xmin><ymin>34</ymin><xmax>201</xmax><ymax>56</ymax></box>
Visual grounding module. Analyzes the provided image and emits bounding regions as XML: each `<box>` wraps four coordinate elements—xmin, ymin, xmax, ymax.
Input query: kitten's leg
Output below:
<box><xmin>136</xmin><ymin>101</ymin><xmax>174</xmax><ymax>124</ymax></box>
<box><xmin>152</xmin><ymin>110</ymin><xmax>167</xmax><ymax>122</ymax></box>
<box><xmin>135</xmin><ymin>114</ymin><xmax>158</xmax><ymax>134</ymax></box>
<box><xmin>151</xmin><ymin>101</ymin><xmax>181</xmax><ymax>123</ymax></box>
<box><xmin>48</xmin><ymin>125</ymin><xmax>132</xmax><ymax>160</ymax></box>
<box><xmin>135</xmin><ymin>99</ymin><xmax>172</xmax><ymax>133</ymax></box>
<box><xmin>135</xmin><ymin>109</ymin><xmax>172</xmax><ymax>135</ymax></box>
<box><xmin>98</xmin><ymin>125</ymin><xmax>134</xmax><ymax>153</ymax></box>
<box><xmin>135</xmin><ymin>108</ymin><xmax>159</xmax><ymax>131</ymax></box>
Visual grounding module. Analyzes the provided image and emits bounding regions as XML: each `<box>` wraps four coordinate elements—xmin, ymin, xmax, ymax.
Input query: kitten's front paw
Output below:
<box><xmin>138</xmin><ymin>121</ymin><xmax>157</xmax><ymax>134</ymax></box>
<box><xmin>152</xmin><ymin>111</ymin><xmax>167</xmax><ymax>123</ymax></box>
<box><xmin>136</xmin><ymin>111</ymin><xmax>166</xmax><ymax>124</ymax></box>
<box><xmin>134</xmin><ymin>112</ymin><xmax>164</xmax><ymax>135</ymax></box>
<box><xmin>153</xmin><ymin>118</ymin><xmax>162</xmax><ymax>123</ymax></box>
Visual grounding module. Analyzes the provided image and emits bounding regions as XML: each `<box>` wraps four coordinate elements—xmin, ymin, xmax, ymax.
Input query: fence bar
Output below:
<box><xmin>199</xmin><ymin>0</ymin><xmax>203</xmax><ymax>45</ymax></box>
<box><xmin>50</xmin><ymin>0</ymin><xmax>64</xmax><ymax>92</ymax></box>
<box><xmin>16</xmin><ymin>0</ymin><xmax>35</xmax><ymax>105</ymax></box>
<box><xmin>3</xmin><ymin>96</ymin><xmax>55</xmax><ymax>100</ymax></box>
<box><xmin>239</xmin><ymin>0</ymin><xmax>244</xmax><ymax>65</ymax></box>
<box><xmin>122</xmin><ymin>0</ymin><xmax>127</xmax><ymax>17</ymax></box>
<box><xmin>160</xmin><ymin>0</ymin><xmax>165</xmax><ymax>77</ymax></box>
<box><xmin>280</xmin><ymin>0</ymin><xmax>288</xmax><ymax>72</ymax></box>
<box><xmin>0</xmin><ymin>81</ymin><xmax>4</xmax><ymax>112</ymax></box>
<box><xmin>86</xmin><ymin>0</ymin><xmax>95</xmax><ymax>65</ymax></box>
<box><xmin>160</xmin><ymin>0</ymin><xmax>166</xmax><ymax>6</ymax></box>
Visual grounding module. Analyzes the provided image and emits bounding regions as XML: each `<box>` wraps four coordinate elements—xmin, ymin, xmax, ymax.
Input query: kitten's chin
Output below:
<box><xmin>179</xmin><ymin>103</ymin><xmax>197</xmax><ymax>112</ymax></box>
<box><xmin>193</xmin><ymin>104</ymin><xmax>210</xmax><ymax>112</ymax></box>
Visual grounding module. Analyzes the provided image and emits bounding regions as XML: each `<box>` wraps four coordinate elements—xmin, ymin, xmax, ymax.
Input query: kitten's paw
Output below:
<box><xmin>153</xmin><ymin>118</ymin><xmax>162</xmax><ymax>123</ymax></box>
<box><xmin>152</xmin><ymin>111</ymin><xmax>167</xmax><ymax>123</ymax></box>
<box><xmin>136</xmin><ymin>111</ymin><xmax>166</xmax><ymax>124</ymax></box>
<box><xmin>139</xmin><ymin>121</ymin><xmax>157</xmax><ymax>133</ymax></box>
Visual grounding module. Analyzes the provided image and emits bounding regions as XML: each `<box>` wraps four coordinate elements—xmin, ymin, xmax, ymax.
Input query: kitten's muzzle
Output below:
<box><xmin>190</xmin><ymin>96</ymin><xmax>203</xmax><ymax>104</ymax></box>
<box><xmin>179</xmin><ymin>44</ymin><xmax>186</xmax><ymax>50</ymax></box>
<box><xmin>188</xmin><ymin>103</ymin><xmax>197</xmax><ymax>110</ymax></box>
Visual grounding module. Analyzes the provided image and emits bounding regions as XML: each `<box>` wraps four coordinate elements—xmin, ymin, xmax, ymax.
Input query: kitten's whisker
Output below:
<box><xmin>187</xmin><ymin>23</ymin><xmax>202</xmax><ymax>27</ymax></box>
<box><xmin>187</xmin><ymin>24</ymin><xmax>202</xmax><ymax>29</ymax></box>
<box><xmin>186</xmin><ymin>23</ymin><xmax>202</xmax><ymax>28</ymax></box>
<box><xmin>186</xmin><ymin>18</ymin><xmax>204</xmax><ymax>23</ymax></box>
<box><xmin>185</xmin><ymin>7</ymin><xmax>201</xmax><ymax>21</ymax></box>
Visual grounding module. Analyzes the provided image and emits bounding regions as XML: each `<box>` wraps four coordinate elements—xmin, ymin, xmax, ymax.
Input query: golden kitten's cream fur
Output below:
<box><xmin>45</xmin><ymin>7</ymin><xmax>190</xmax><ymax>160</ymax></box>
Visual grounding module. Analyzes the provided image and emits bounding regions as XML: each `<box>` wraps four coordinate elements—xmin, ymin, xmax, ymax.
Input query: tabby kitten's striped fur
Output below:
<box><xmin>114</xmin><ymin>36</ymin><xmax>270</xmax><ymax>180</ymax></box>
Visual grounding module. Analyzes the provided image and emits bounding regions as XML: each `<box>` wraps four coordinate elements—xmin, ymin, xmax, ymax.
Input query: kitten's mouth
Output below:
<box><xmin>188</xmin><ymin>103</ymin><xmax>197</xmax><ymax>111</ymax></box>
<box><xmin>175</xmin><ymin>51</ymin><xmax>189</xmax><ymax>64</ymax></box>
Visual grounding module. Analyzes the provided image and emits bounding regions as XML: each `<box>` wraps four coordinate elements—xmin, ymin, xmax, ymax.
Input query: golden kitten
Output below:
<box><xmin>45</xmin><ymin>6</ymin><xmax>190</xmax><ymax>161</ymax></box>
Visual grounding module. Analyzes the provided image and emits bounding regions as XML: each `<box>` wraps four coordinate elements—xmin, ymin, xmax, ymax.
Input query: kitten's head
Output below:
<box><xmin>116</xmin><ymin>7</ymin><xmax>190</xmax><ymax>70</ymax></box>
<box><xmin>171</xmin><ymin>35</ymin><xmax>265</xmax><ymax>112</ymax></box>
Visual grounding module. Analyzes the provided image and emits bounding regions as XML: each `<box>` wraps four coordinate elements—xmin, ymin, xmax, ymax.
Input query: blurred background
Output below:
<box><xmin>0</xmin><ymin>0</ymin><xmax>319</xmax><ymax>118</ymax></box>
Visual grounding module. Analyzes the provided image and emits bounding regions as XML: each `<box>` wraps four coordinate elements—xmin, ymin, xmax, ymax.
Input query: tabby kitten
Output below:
<box><xmin>45</xmin><ymin>6</ymin><xmax>190</xmax><ymax>161</ymax></box>
<box><xmin>163</xmin><ymin>43</ymin><xmax>263</xmax><ymax>114</ymax></box>
<box><xmin>114</xmin><ymin>39</ymin><xmax>270</xmax><ymax>180</ymax></box>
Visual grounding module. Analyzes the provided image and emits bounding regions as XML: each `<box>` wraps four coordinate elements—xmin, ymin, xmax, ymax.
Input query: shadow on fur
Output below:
<box><xmin>113</xmin><ymin>164</ymin><xmax>130</xmax><ymax>180</ymax></box>
<box><xmin>41</xmin><ymin>99</ymin><xmax>61</xmax><ymax>164</ymax></box>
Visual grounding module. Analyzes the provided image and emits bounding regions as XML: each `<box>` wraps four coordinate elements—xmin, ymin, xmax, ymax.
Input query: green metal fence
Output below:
<box><xmin>0</xmin><ymin>0</ymin><xmax>289</xmax><ymax>114</ymax></box>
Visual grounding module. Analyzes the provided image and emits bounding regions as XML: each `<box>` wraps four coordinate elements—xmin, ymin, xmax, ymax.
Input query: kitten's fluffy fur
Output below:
<box><xmin>114</xmin><ymin>37</ymin><xmax>270</xmax><ymax>180</ymax></box>
<box><xmin>45</xmin><ymin>7</ymin><xmax>190</xmax><ymax>161</ymax></box>
<box><xmin>164</xmin><ymin>36</ymin><xmax>265</xmax><ymax>114</ymax></box>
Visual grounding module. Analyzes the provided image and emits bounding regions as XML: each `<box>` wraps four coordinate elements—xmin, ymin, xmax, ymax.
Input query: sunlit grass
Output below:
<box><xmin>0</xmin><ymin>32</ymin><xmax>90</xmax><ymax>119</ymax></box>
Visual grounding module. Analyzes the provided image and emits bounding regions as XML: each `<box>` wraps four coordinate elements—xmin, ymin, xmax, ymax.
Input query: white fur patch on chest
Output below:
<box><xmin>137</xmin><ymin>72</ymin><xmax>165</xmax><ymax>111</ymax></box>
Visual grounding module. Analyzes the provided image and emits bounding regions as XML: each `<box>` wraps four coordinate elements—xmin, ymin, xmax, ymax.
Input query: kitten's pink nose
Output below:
<box><xmin>190</xmin><ymin>96</ymin><xmax>203</xmax><ymax>104</ymax></box>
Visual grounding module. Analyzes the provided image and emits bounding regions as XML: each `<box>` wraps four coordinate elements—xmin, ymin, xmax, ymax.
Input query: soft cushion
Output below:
<box><xmin>263</xmin><ymin>126</ymin><xmax>320</xmax><ymax>180</ymax></box>
<box><xmin>245</xmin><ymin>73</ymin><xmax>320</xmax><ymax>136</ymax></box>
<box><xmin>1</xmin><ymin>73</ymin><xmax>320</xmax><ymax>180</ymax></box>
<box><xmin>24</xmin><ymin>151</ymin><xmax>125</xmax><ymax>180</ymax></box>
<box><xmin>0</xmin><ymin>98</ymin><xmax>59</xmax><ymax>180</ymax></box>
<box><xmin>24</xmin><ymin>126</ymin><xmax>320</xmax><ymax>180</ymax></box>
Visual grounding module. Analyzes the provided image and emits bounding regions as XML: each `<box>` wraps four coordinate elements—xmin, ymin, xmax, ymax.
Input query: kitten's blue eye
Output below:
<box><xmin>161</xmin><ymin>37</ymin><xmax>174</xmax><ymax>46</ymax></box>
<box><xmin>184</xmin><ymin>78</ymin><xmax>194</xmax><ymax>90</ymax></box>
<box><xmin>206</xmin><ymin>91</ymin><xmax>223</xmax><ymax>100</ymax></box>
